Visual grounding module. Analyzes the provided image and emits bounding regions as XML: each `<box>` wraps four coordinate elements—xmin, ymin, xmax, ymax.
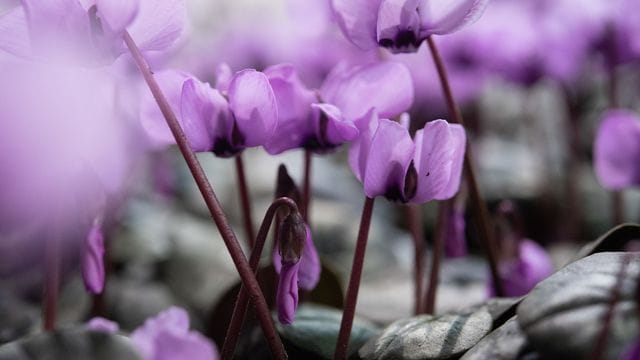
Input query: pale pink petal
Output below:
<box><xmin>418</xmin><ymin>0</ymin><xmax>489</xmax><ymax>35</ymax></box>
<box><xmin>330</xmin><ymin>0</ymin><xmax>382</xmax><ymax>50</ymax></box>
<box><xmin>0</xmin><ymin>6</ymin><xmax>32</xmax><ymax>58</ymax></box>
<box><xmin>348</xmin><ymin>109</ymin><xmax>381</xmax><ymax>182</ymax></box>
<box><xmin>126</xmin><ymin>0</ymin><xmax>186</xmax><ymax>52</ymax></box>
<box><xmin>95</xmin><ymin>0</ymin><xmax>139</xmax><ymax>35</ymax></box>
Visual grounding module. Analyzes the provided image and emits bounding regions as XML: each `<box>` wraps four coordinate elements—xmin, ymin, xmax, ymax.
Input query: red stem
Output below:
<box><xmin>426</xmin><ymin>36</ymin><xmax>504</xmax><ymax>296</ymax></box>
<box><xmin>334</xmin><ymin>197</ymin><xmax>375</xmax><ymax>360</ymax></box>
<box><xmin>302</xmin><ymin>150</ymin><xmax>312</xmax><ymax>222</ymax></box>
<box><xmin>235</xmin><ymin>154</ymin><xmax>256</xmax><ymax>248</ymax></box>
<box><xmin>424</xmin><ymin>200</ymin><xmax>449</xmax><ymax>314</ymax></box>
<box><xmin>43</xmin><ymin>235</ymin><xmax>60</xmax><ymax>331</ymax></box>
<box><xmin>123</xmin><ymin>32</ymin><xmax>286</xmax><ymax>359</ymax></box>
<box><xmin>405</xmin><ymin>205</ymin><xmax>424</xmax><ymax>315</ymax></box>
<box><xmin>221</xmin><ymin>197</ymin><xmax>299</xmax><ymax>360</ymax></box>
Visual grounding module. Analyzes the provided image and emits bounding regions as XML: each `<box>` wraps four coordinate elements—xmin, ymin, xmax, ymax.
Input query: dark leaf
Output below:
<box><xmin>575</xmin><ymin>224</ymin><xmax>640</xmax><ymax>259</ymax></box>
<box><xmin>277</xmin><ymin>304</ymin><xmax>378</xmax><ymax>360</ymax></box>
<box><xmin>460</xmin><ymin>317</ymin><xmax>539</xmax><ymax>360</ymax></box>
<box><xmin>359</xmin><ymin>307</ymin><xmax>492</xmax><ymax>359</ymax></box>
<box><xmin>0</xmin><ymin>328</ymin><xmax>141</xmax><ymax>360</ymax></box>
<box><xmin>517</xmin><ymin>252</ymin><xmax>640</xmax><ymax>359</ymax></box>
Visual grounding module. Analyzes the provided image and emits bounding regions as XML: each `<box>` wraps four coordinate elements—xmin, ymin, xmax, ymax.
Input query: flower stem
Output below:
<box><xmin>423</xmin><ymin>200</ymin><xmax>449</xmax><ymax>314</ymax></box>
<box><xmin>235</xmin><ymin>154</ymin><xmax>255</xmax><ymax>248</ymax></box>
<box><xmin>123</xmin><ymin>32</ymin><xmax>286</xmax><ymax>359</ymax></box>
<box><xmin>426</xmin><ymin>35</ymin><xmax>504</xmax><ymax>296</ymax></box>
<box><xmin>221</xmin><ymin>197</ymin><xmax>299</xmax><ymax>360</ymax></box>
<box><xmin>302</xmin><ymin>150</ymin><xmax>312</xmax><ymax>222</ymax></box>
<box><xmin>334</xmin><ymin>196</ymin><xmax>375</xmax><ymax>360</ymax></box>
<box><xmin>405</xmin><ymin>205</ymin><xmax>424</xmax><ymax>315</ymax></box>
<box><xmin>43</xmin><ymin>235</ymin><xmax>60</xmax><ymax>331</ymax></box>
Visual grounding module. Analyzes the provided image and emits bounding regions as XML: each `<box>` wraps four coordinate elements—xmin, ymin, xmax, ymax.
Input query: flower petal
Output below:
<box><xmin>412</xmin><ymin>120</ymin><xmax>466</xmax><ymax>203</ymax></box>
<box><xmin>330</xmin><ymin>0</ymin><xmax>382</xmax><ymax>50</ymax></box>
<box><xmin>82</xmin><ymin>222</ymin><xmax>105</xmax><ymax>294</ymax></box>
<box><xmin>277</xmin><ymin>260</ymin><xmax>300</xmax><ymax>325</ymax></box>
<box><xmin>131</xmin><ymin>307</ymin><xmax>190</xmax><ymax>359</ymax></box>
<box><xmin>264</xmin><ymin>64</ymin><xmax>316</xmax><ymax>154</ymax></box>
<box><xmin>298</xmin><ymin>225</ymin><xmax>321</xmax><ymax>290</ymax></box>
<box><xmin>594</xmin><ymin>109</ymin><xmax>640</xmax><ymax>190</ymax></box>
<box><xmin>418</xmin><ymin>0</ymin><xmax>489</xmax><ymax>35</ymax></box>
<box><xmin>126</xmin><ymin>0</ymin><xmax>186</xmax><ymax>52</ymax></box>
<box><xmin>321</xmin><ymin>62</ymin><xmax>414</xmax><ymax>120</ymax></box>
<box><xmin>153</xmin><ymin>329</ymin><xmax>218</xmax><ymax>360</ymax></box>
<box><xmin>376</xmin><ymin>0</ymin><xmax>422</xmax><ymax>53</ymax></box>
<box><xmin>311</xmin><ymin>103</ymin><xmax>359</xmax><ymax>148</ymax></box>
<box><xmin>227</xmin><ymin>69</ymin><xmax>278</xmax><ymax>148</ymax></box>
<box><xmin>95</xmin><ymin>0</ymin><xmax>139</xmax><ymax>35</ymax></box>
<box><xmin>363</xmin><ymin>119</ymin><xmax>415</xmax><ymax>200</ymax></box>
<box><xmin>0</xmin><ymin>6</ymin><xmax>32</xmax><ymax>58</ymax></box>
<box><xmin>348</xmin><ymin>109</ymin><xmax>381</xmax><ymax>182</ymax></box>
<box><xmin>87</xmin><ymin>317</ymin><xmax>120</xmax><ymax>333</ymax></box>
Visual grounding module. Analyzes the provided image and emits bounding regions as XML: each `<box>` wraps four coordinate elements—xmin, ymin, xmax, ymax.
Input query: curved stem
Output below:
<box><xmin>334</xmin><ymin>197</ymin><xmax>375</xmax><ymax>360</ymax></box>
<box><xmin>426</xmin><ymin>36</ymin><xmax>504</xmax><ymax>296</ymax></box>
<box><xmin>235</xmin><ymin>154</ymin><xmax>255</xmax><ymax>248</ymax></box>
<box><xmin>221</xmin><ymin>197</ymin><xmax>299</xmax><ymax>360</ymax></box>
<box><xmin>302</xmin><ymin>150</ymin><xmax>312</xmax><ymax>222</ymax></box>
<box><xmin>123</xmin><ymin>32</ymin><xmax>286</xmax><ymax>359</ymax></box>
<box><xmin>424</xmin><ymin>200</ymin><xmax>449</xmax><ymax>314</ymax></box>
<box><xmin>405</xmin><ymin>205</ymin><xmax>424</xmax><ymax>315</ymax></box>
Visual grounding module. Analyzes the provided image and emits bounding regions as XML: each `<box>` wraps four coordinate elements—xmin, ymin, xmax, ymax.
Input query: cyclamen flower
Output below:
<box><xmin>82</xmin><ymin>220</ymin><xmax>106</xmax><ymax>294</ymax></box>
<box><xmin>594</xmin><ymin>109</ymin><xmax>640</xmax><ymax>191</ymax></box>
<box><xmin>488</xmin><ymin>239</ymin><xmax>554</xmax><ymax>297</ymax></box>
<box><xmin>264</xmin><ymin>61</ymin><xmax>413</xmax><ymax>154</ymax></box>
<box><xmin>349</xmin><ymin>112</ymin><xmax>466</xmax><ymax>204</ymax></box>
<box><xmin>0</xmin><ymin>0</ymin><xmax>186</xmax><ymax>65</ymax></box>
<box><xmin>141</xmin><ymin>68</ymin><xmax>277</xmax><ymax>156</ymax></box>
<box><xmin>331</xmin><ymin>0</ymin><xmax>489</xmax><ymax>53</ymax></box>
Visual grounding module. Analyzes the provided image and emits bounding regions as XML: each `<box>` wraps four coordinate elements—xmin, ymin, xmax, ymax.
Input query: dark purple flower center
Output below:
<box><xmin>212</xmin><ymin>122</ymin><xmax>244</xmax><ymax>157</ymax></box>
<box><xmin>378</xmin><ymin>30</ymin><xmax>422</xmax><ymax>53</ymax></box>
<box><xmin>385</xmin><ymin>161</ymin><xmax>417</xmax><ymax>202</ymax></box>
<box><xmin>302</xmin><ymin>112</ymin><xmax>339</xmax><ymax>153</ymax></box>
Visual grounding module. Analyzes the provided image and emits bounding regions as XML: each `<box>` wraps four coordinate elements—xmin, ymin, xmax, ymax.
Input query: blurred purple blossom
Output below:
<box><xmin>331</xmin><ymin>0</ymin><xmax>489</xmax><ymax>53</ymax></box>
<box><xmin>87</xmin><ymin>317</ymin><xmax>120</xmax><ymax>333</ymax></box>
<box><xmin>82</xmin><ymin>220</ymin><xmax>106</xmax><ymax>295</ymax></box>
<box><xmin>444</xmin><ymin>205</ymin><xmax>467</xmax><ymax>258</ymax></box>
<box><xmin>349</xmin><ymin>113</ymin><xmax>466</xmax><ymax>204</ymax></box>
<box><xmin>131</xmin><ymin>307</ymin><xmax>218</xmax><ymax>360</ymax></box>
<box><xmin>276</xmin><ymin>260</ymin><xmax>301</xmax><ymax>325</ymax></box>
<box><xmin>489</xmin><ymin>239</ymin><xmax>554</xmax><ymax>297</ymax></box>
<box><xmin>594</xmin><ymin>109</ymin><xmax>640</xmax><ymax>191</ymax></box>
<box><xmin>273</xmin><ymin>225</ymin><xmax>321</xmax><ymax>291</ymax></box>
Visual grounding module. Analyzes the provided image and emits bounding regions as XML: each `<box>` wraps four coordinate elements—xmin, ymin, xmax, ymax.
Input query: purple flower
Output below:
<box><xmin>276</xmin><ymin>260</ymin><xmax>301</xmax><ymax>325</ymax></box>
<box><xmin>331</xmin><ymin>0</ymin><xmax>489</xmax><ymax>53</ymax></box>
<box><xmin>273</xmin><ymin>225</ymin><xmax>321</xmax><ymax>291</ymax></box>
<box><xmin>141</xmin><ymin>68</ymin><xmax>278</xmax><ymax>156</ymax></box>
<box><xmin>131</xmin><ymin>307</ymin><xmax>218</xmax><ymax>360</ymax></box>
<box><xmin>349</xmin><ymin>112</ymin><xmax>466</xmax><ymax>204</ymax></box>
<box><xmin>489</xmin><ymin>239</ymin><xmax>554</xmax><ymax>297</ymax></box>
<box><xmin>594</xmin><ymin>109</ymin><xmax>640</xmax><ymax>191</ymax></box>
<box><xmin>82</xmin><ymin>220</ymin><xmax>106</xmax><ymax>295</ymax></box>
<box><xmin>444</xmin><ymin>205</ymin><xmax>467</xmax><ymax>258</ymax></box>
<box><xmin>0</xmin><ymin>0</ymin><xmax>186</xmax><ymax>65</ymax></box>
<box><xmin>87</xmin><ymin>317</ymin><xmax>120</xmax><ymax>333</ymax></box>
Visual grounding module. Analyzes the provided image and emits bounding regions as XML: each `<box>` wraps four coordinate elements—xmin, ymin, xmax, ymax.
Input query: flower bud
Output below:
<box><xmin>278</xmin><ymin>212</ymin><xmax>306</xmax><ymax>263</ymax></box>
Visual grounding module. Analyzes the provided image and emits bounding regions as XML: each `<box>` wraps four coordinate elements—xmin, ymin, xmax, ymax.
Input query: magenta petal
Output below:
<box><xmin>277</xmin><ymin>260</ymin><xmax>300</xmax><ymax>325</ymax></box>
<box><xmin>0</xmin><ymin>6</ymin><xmax>32</xmax><ymax>58</ymax></box>
<box><xmin>418</xmin><ymin>0</ymin><xmax>489</xmax><ymax>35</ymax></box>
<box><xmin>180</xmin><ymin>78</ymin><xmax>226</xmax><ymax>152</ymax></box>
<box><xmin>95</xmin><ymin>0</ymin><xmax>139</xmax><ymax>35</ymax></box>
<box><xmin>264</xmin><ymin>64</ymin><xmax>317</xmax><ymax>154</ymax></box>
<box><xmin>412</xmin><ymin>120</ymin><xmax>466</xmax><ymax>203</ymax></box>
<box><xmin>594</xmin><ymin>109</ymin><xmax>640</xmax><ymax>190</ymax></box>
<box><xmin>363</xmin><ymin>119</ymin><xmax>415</xmax><ymax>199</ymax></box>
<box><xmin>126</xmin><ymin>0</ymin><xmax>186</xmax><ymax>52</ymax></box>
<box><xmin>228</xmin><ymin>69</ymin><xmax>278</xmax><ymax>148</ymax></box>
<box><xmin>311</xmin><ymin>103</ymin><xmax>359</xmax><ymax>147</ymax></box>
<box><xmin>491</xmin><ymin>239</ymin><xmax>554</xmax><ymax>297</ymax></box>
<box><xmin>87</xmin><ymin>317</ymin><xmax>120</xmax><ymax>333</ymax></box>
<box><xmin>298</xmin><ymin>225</ymin><xmax>321</xmax><ymax>290</ymax></box>
<box><xmin>321</xmin><ymin>62</ymin><xmax>414</xmax><ymax>120</ymax></box>
<box><xmin>330</xmin><ymin>0</ymin><xmax>382</xmax><ymax>50</ymax></box>
<box><xmin>348</xmin><ymin>109</ymin><xmax>381</xmax><ymax>183</ymax></box>
<box><xmin>82</xmin><ymin>223</ymin><xmax>106</xmax><ymax>294</ymax></box>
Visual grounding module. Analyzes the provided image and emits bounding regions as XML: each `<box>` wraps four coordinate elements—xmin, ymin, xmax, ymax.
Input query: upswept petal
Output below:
<box><xmin>126</xmin><ymin>0</ymin><xmax>186</xmax><ymax>52</ymax></box>
<box><xmin>348</xmin><ymin>109</ymin><xmax>380</xmax><ymax>182</ymax></box>
<box><xmin>95</xmin><ymin>0</ymin><xmax>139</xmax><ymax>35</ymax></box>
<box><xmin>227</xmin><ymin>69</ymin><xmax>278</xmax><ymax>148</ymax></box>
<box><xmin>311</xmin><ymin>103</ymin><xmax>359</xmax><ymax>148</ymax></box>
<box><xmin>298</xmin><ymin>225</ymin><xmax>321</xmax><ymax>290</ymax></box>
<box><xmin>277</xmin><ymin>260</ymin><xmax>300</xmax><ymax>325</ymax></box>
<box><xmin>594</xmin><ymin>109</ymin><xmax>640</xmax><ymax>190</ymax></box>
<box><xmin>140</xmin><ymin>70</ymin><xmax>189</xmax><ymax>149</ymax></box>
<box><xmin>412</xmin><ymin>120</ymin><xmax>466</xmax><ymax>203</ymax></box>
<box><xmin>363</xmin><ymin>119</ymin><xmax>415</xmax><ymax>200</ymax></box>
<box><xmin>0</xmin><ymin>6</ymin><xmax>32</xmax><ymax>58</ymax></box>
<box><xmin>321</xmin><ymin>62</ymin><xmax>414</xmax><ymax>120</ymax></box>
<box><xmin>179</xmin><ymin>78</ymin><xmax>217</xmax><ymax>152</ymax></box>
<box><xmin>418</xmin><ymin>0</ymin><xmax>489</xmax><ymax>35</ymax></box>
<box><xmin>376</xmin><ymin>0</ymin><xmax>422</xmax><ymax>52</ymax></box>
<box><xmin>264</xmin><ymin>64</ymin><xmax>316</xmax><ymax>154</ymax></box>
<box><xmin>330</xmin><ymin>0</ymin><xmax>382</xmax><ymax>50</ymax></box>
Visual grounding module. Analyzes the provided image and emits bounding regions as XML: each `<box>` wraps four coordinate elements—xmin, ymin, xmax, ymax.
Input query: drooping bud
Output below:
<box><xmin>82</xmin><ymin>219</ymin><xmax>106</xmax><ymax>294</ymax></box>
<box><xmin>278</xmin><ymin>212</ymin><xmax>306</xmax><ymax>263</ymax></box>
